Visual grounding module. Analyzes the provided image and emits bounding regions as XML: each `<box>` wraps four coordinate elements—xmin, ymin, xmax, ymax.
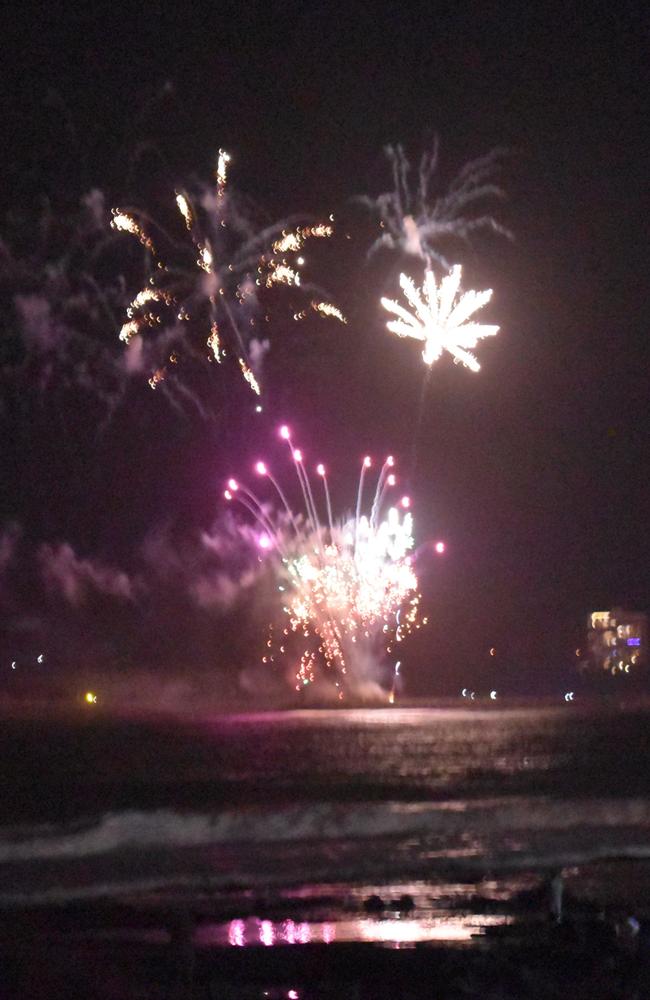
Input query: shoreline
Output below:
<box><xmin>2</xmin><ymin>694</ymin><xmax>650</xmax><ymax>722</ymax></box>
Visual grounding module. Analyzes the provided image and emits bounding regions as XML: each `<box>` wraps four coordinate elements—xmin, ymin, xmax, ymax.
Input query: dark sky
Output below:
<box><xmin>1</xmin><ymin>1</ymin><xmax>649</xmax><ymax>697</ymax></box>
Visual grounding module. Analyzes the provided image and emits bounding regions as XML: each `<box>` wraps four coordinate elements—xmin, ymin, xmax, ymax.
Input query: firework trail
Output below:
<box><xmin>224</xmin><ymin>427</ymin><xmax>425</xmax><ymax>700</ymax></box>
<box><xmin>112</xmin><ymin>151</ymin><xmax>344</xmax><ymax>397</ymax></box>
<box><xmin>358</xmin><ymin>139</ymin><xmax>511</xmax><ymax>270</ymax></box>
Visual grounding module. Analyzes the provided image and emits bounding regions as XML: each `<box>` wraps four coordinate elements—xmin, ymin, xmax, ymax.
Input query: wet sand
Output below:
<box><xmin>2</xmin><ymin>863</ymin><xmax>650</xmax><ymax>999</ymax></box>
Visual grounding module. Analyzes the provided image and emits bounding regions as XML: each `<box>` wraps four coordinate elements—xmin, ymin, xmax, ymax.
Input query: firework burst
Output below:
<box><xmin>381</xmin><ymin>264</ymin><xmax>499</xmax><ymax>372</ymax></box>
<box><xmin>225</xmin><ymin>428</ymin><xmax>424</xmax><ymax>700</ymax></box>
<box><xmin>359</xmin><ymin>140</ymin><xmax>511</xmax><ymax>269</ymax></box>
<box><xmin>111</xmin><ymin>152</ymin><xmax>343</xmax><ymax>396</ymax></box>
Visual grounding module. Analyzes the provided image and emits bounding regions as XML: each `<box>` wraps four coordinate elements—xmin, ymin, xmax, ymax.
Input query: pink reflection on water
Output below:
<box><xmin>260</xmin><ymin>919</ymin><xmax>274</xmax><ymax>946</ymax></box>
<box><xmin>322</xmin><ymin>922</ymin><xmax>335</xmax><ymax>943</ymax></box>
<box><xmin>356</xmin><ymin>914</ymin><xmax>507</xmax><ymax>946</ymax></box>
<box><xmin>195</xmin><ymin>912</ymin><xmax>510</xmax><ymax>949</ymax></box>
<box><xmin>227</xmin><ymin>919</ymin><xmax>245</xmax><ymax>946</ymax></box>
<box><xmin>296</xmin><ymin>922</ymin><xmax>311</xmax><ymax>944</ymax></box>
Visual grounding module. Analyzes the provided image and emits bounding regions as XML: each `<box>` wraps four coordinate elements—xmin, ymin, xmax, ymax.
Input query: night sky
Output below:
<box><xmin>1</xmin><ymin>2</ymin><xmax>649</xmax><ymax>699</ymax></box>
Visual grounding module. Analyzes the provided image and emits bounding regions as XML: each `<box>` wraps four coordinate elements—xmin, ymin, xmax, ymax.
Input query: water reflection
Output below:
<box><xmin>260</xmin><ymin>919</ymin><xmax>274</xmax><ymax>946</ymax></box>
<box><xmin>196</xmin><ymin>913</ymin><xmax>510</xmax><ymax>948</ymax></box>
<box><xmin>227</xmin><ymin>919</ymin><xmax>245</xmax><ymax>946</ymax></box>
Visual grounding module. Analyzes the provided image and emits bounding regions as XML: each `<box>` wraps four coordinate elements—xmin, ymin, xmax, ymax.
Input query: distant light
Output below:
<box><xmin>489</xmin><ymin>647</ymin><xmax>496</xmax><ymax>657</ymax></box>
<box><xmin>461</xmin><ymin>688</ymin><xmax>467</xmax><ymax>698</ymax></box>
<box><xmin>400</xmin><ymin>496</ymin><xmax>411</xmax><ymax>509</ymax></box>
<box><xmin>85</xmin><ymin>691</ymin><xmax>97</xmax><ymax>705</ymax></box>
<box><xmin>490</xmin><ymin>690</ymin><xmax>497</xmax><ymax>700</ymax></box>
<box><xmin>470</xmin><ymin>691</ymin><xmax>476</xmax><ymax>701</ymax></box>
<box><xmin>11</xmin><ymin>661</ymin><xmax>16</xmax><ymax>670</ymax></box>
<box><xmin>316</xmin><ymin>463</ymin><xmax>326</xmax><ymax>476</ymax></box>
<box><xmin>227</xmin><ymin>478</ymin><xmax>238</xmax><ymax>491</ymax></box>
<box><xmin>37</xmin><ymin>653</ymin><xmax>44</xmax><ymax>664</ymax></box>
<box><xmin>258</xmin><ymin>534</ymin><xmax>271</xmax><ymax>550</ymax></box>
<box><xmin>627</xmin><ymin>637</ymin><xmax>641</xmax><ymax>646</ymax></box>
<box><xmin>279</xmin><ymin>425</ymin><xmax>291</xmax><ymax>440</ymax></box>
<box><xmin>575</xmin><ymin>648</ymin><xmax>581</xmax><ymax>657</ymax></box>
<box><xmin>387</xmin><ymin>473</ymin><xmax>396</xmax><ymax>486</ymax></box>
<box><xmin>255</xmin><ymin>405</ymin><xmax>263</xmax><ymax>413</ymax></box>
<box><xmin>255</xmin><ymin>461</ymin><xmax>267</xmax><ymax>475</ymax></box>
<box><xmin>434</xmin><ymin>541</ymin><xmax>445</xmax><ymax>554</ymax></box>
<box><xmin>564</xmin><ymin>691</ymin><xmax>574</xmax><ymax>702</ymax></box>
<box><xmin>386</xmin><ymin>455</ymin><xmax>395</xmax><ymax>467</ymax></box>
<box><xmin>293</xmin><ymin>449</ymin><xmax>303</xmax><ymax>462</ymax></box>
<box><xmin>224</xmin><ymin>489</ymin><xmax>232</xmax><ymax>500</ymax></box>
<box><xmin>363</xmin><ymin>456</ymin><xmax>372</xmax><ymax>469</ymax></box>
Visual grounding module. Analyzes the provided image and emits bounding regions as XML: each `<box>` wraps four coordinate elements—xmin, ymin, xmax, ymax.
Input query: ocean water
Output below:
<box><xmin>1</xmin><ymin>703</ymin><xmax>649</xmax><ymax>919</ymax></box>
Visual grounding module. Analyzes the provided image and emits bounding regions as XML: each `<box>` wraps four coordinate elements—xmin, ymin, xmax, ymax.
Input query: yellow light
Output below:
<box><xmin>85</xmin><ymin>691</ymin><xmax>97</xmax><ymax>704</ymax></box>
<box><xmin>239</xmin><ymin>358</ymin><xmax>261</xmax><ymax>395</ymax></box>
<box><xmin>207</xmin><ymin>324</ymin><xmax>222</xmax><ymax>363</ymax></box>
<box><xmin>175</xmin><ymin>192</ymin><xmax>193</xmax><ymax>229</ymax></box>
<box><xmin>311</xmin><ymin>301</ymin><xmax>347</xmax><ymax>323</ymax></box>
<box><xmin>216</xmin><ymin>148</ymin><xmax>231</xmax><ymax>192</ymax></box>
<box><xmin>197</xmin><ymin>245</ymin><xmax>213</xmax><ymax>272</ymax></box>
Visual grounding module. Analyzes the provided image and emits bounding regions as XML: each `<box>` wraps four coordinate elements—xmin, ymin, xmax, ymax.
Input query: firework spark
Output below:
<box><xmin>216</xmin><ymin>148</ymin><xmax>231</xmax><ymax>194</ymax></box>
<box><xmin>112</xmin><ymin>153</ymin><xmax>340</xmax><ymax>396</ymax></box>
<box><xmin>110</xmin><ymin>211</ymin><xmax>156</xmax><ymax>253</ymax></box>
<box><xmin>175</xmin><ymin>193</ymin><xmax>193</xmax><ymax>230</ymax></box>
<box><xmin>207</xmin><ymin>323</ymin><xmax>222</xmax><ymax>362</ymax></box>
<box><xmin>358</xmin><ymin>140</ymin><xmax>511</xmax><ymax>269</ymax></box>
<box><xmin>381</xmin><ymin>264</ymin><xmax>499</xmax><ymax>372</ymax></box>
<box><xmin>311</xmin><ymin>301</ymin><xmax>347</xmax><ymax>323</ymax></box>
<box><xmin>225</xmin><ymin>428</ymin><xmax>422</xmax><ymax>699</ymax></box>
<box><xmin>238</xmin><ymin>358</ymin><xmax>261</xmax><ymax>395</ymax></box>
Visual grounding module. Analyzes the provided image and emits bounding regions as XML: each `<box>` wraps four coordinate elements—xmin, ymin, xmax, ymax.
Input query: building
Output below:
<box><xmin>584</xmin><ymin>608</ymin><xmax>647</xmax><ymax>677</ymax></box>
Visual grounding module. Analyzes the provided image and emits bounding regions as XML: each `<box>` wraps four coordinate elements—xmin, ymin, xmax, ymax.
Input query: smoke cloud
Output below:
<box><xmin>39</xmin><ymin>543</ymin><xmax>135</xmax><ymax>605</ymax></box>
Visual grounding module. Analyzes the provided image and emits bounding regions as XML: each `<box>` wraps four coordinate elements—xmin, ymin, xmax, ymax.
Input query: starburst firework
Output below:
<box><xmin>111</xmin><ymin>152</ymin><xmax>342</xmax><ymax>397</ymax></box>
<box><xmin>381</xmin><ymin>264</ymin><xmax>499</xmax><ymax>372</ymax></box>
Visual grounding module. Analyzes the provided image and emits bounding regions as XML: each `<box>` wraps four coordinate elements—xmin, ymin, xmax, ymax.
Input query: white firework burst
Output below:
<box><xmin>381</xmin><ymin>264</ymin><xmax>499</xmax><ymax>372</ymax></box>
<box><xmin>358</xmin><ymin>141</ymin><xmax>511</xmax><ymax>269</ymax></box>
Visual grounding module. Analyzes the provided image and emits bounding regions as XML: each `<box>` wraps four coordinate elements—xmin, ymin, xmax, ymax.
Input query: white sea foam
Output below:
<box><xmin>1</xmin><ymin>797</ymin><xmax>650</xmax><ymax>863</ymax></box>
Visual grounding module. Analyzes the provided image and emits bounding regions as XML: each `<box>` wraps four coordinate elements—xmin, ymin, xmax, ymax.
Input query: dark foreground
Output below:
<box><xmin>2</xmin><ymin>704</ymin><xmax>650</xmax><ymax>996</ymax></box>
<box><xmin>3</xmin><ymin>872</ymin><xmax>650</xmax><ymax>1000</ymax></box>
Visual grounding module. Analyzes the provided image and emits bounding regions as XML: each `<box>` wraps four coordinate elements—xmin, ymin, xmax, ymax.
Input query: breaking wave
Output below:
<box><xmin>2</xmin><ymin>797</ymin><xmax>650</xmax><ymax>863</ymax></box>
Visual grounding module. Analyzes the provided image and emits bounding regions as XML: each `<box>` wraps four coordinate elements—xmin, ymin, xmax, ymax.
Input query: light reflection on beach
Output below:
<box><xmin>195</xmin><ymin>913</ymin><xmax>511</xmax><ymax>949</ymax></box>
